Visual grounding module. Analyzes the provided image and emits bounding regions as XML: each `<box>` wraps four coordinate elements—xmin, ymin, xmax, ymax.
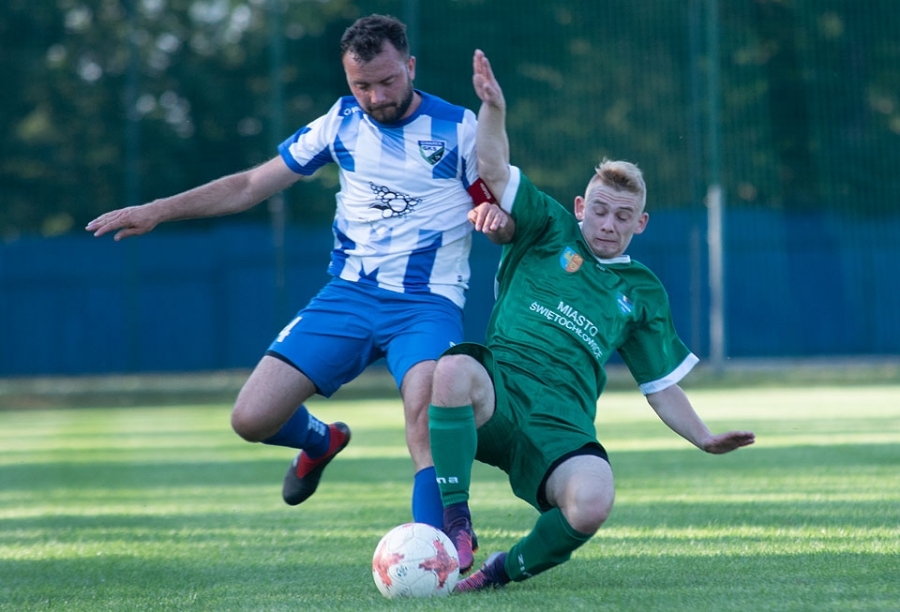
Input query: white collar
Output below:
<box><xmin>595</xmin><ymin>254</ymin><xmax>631</xmax><ymax>265</ymax></box>
<box><xmin>577</xmin><ymin>221</ymin><xmax>631</xmax><ymax>265</ymax></box>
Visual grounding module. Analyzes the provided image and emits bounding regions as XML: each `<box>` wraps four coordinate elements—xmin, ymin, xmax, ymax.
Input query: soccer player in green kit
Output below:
<box><xmin>429</xmin><ymin>49</ymin><xmax>756</xmax><ymax>590</ymax></box>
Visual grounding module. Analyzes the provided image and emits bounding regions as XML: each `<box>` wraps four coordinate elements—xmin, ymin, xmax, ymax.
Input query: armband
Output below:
<box><xmin>467</xmin><ymin>178</ymin><xmax>497</xmax><ymax>205</ymax></box>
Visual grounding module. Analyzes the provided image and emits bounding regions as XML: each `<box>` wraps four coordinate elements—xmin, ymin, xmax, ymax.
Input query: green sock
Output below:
<box><xmin>427</xmin><ymin>405</ymin><xmax>477</xmax><ymax>506</ymax></box>
<box><xmin>505</xmin><ymin>507</ymin><xmax>593</xmax><ymax>582</ymax></box>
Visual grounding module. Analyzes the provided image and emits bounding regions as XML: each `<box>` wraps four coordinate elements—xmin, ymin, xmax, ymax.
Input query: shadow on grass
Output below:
<box><xmin>0</xmin><ymin>551</ymin><xmax>389</xmax><ymax>610</ymax></box>
<box><xmin>2</xmin><ymin>444</ymin><xmax>896</xmax><ymax>545</ymax></box>
<box><xmin>2</xmin><ymin>441</ymin><xmax>895</xmax><ymax>490</ymax></box>
<box><xmin>2</xmin><ymin>544</ymin><xmax>897</xmax><ymax>611</ymax></box>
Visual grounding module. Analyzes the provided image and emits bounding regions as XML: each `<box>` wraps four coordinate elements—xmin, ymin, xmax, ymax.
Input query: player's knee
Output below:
<box><xmin>433</xmin><ymin>353</ymin><xmax>471</xmax><ymax>380</ymax></box>
<box><xmin>230</xmin><ymin>401</ymin><xmax>264</xmax><ymax>442</ymax></box>
<box><xmin>568</xmin><ymin>508</ymin><xmax>608</xmax><ymax>535</ymax></box>
<box><xmin>566</xmin><ymin>489</ymin><xmax>613</xmax><ymax>534</ymax></box>
<box><xmin>432</xmin><ymin>354</ymin><xmax>480</xmax><ymax>404</ymax></box>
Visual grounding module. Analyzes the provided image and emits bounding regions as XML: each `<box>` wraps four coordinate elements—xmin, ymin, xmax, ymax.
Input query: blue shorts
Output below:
<box><xmin>267</xmin><ymin>279</ymin><xmax>464</xmax><ymax>397</ymax></box>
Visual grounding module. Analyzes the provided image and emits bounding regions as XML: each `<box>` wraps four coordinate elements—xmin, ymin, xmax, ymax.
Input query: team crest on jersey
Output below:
<box><xmin>418</xmin><ymin>140</ymin><xmax>446</xmax><ymax>165</ymax></box>
<box><xmin>617</xmin><ymin>292</ymin><xmax>634</xmax><ymax>315</ymax></box>
<box><xmin>369</xmin><ymin>182</ymin><xmax>422</xmax><ymax>218</ymax></box>
<box><xmin>559</xmin><ymin>247</ymin><xmax>584</xmax><ymax>272</ymax></box>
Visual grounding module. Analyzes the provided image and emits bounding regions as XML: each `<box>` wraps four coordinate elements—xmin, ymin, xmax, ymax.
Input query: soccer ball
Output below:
<box><xmin>372</xmin><ymin>522</ymin><xmax>460</xmax><ymax>598</ymax></box>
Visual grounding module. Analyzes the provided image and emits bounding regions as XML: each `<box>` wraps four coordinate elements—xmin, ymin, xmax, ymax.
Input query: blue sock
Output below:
<box><xmin>412</xmin><ymin>467</ymin><xmax>444</xmax><ymax>528</ymax></box>
<box><xmin>262</xmin><ymin>405</ymin><xmax>330</xmax><ymax>457</ymax></box>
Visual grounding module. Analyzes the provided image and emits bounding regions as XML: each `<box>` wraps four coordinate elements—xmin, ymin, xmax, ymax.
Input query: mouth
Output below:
<box><xmin>367</xmin><ymin>106</ymin><xmax>400</xmax><ymax>122</ymax></box>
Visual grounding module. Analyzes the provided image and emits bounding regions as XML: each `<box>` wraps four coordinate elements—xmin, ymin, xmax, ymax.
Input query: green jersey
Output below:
<box><xmin>488</xmin><ymin>167</ymin><xmax>697</xmax><ymax>422</ymax></box>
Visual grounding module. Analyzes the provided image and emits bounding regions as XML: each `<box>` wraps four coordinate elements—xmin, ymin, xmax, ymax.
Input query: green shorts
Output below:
<box><xmin>443</xmin><ymin>343</ymin><xmax>608</xmax><ymax>511</ymax></box>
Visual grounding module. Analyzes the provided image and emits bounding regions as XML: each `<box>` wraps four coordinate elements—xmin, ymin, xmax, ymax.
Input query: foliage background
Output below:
<box><xmin>1</xmin><ymin>0</ymin><xmax>899</xmax><ymax>375</ymax></box>
<box><xmin>4</xmin><ymin>0</ymin><xmax>898</xmax><ymax>237</ymax></box>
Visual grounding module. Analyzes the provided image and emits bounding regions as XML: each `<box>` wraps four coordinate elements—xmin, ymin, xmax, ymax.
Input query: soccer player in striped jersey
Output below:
<box><xmin>86</xmin><ymin>16</ymin><xmax>511</xmax><ymax>529</ymax></box>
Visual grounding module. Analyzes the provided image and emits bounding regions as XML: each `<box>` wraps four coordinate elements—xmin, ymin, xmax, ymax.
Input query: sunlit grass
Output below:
<box><xmin>1</xmin><ymin>386</ymin><xmax>898</xmax><ymax>610</ymax></box>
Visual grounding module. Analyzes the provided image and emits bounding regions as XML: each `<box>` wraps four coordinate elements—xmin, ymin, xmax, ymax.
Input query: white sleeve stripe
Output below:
<box><xmin>638</xmin><ymin>353</ymin><xmax>700</xmax><ymax>395</ymax></box>
<box><xmin>500</xmin><ymin>166</ymin><xmax>521</xmax><ymax>214</ymax></box>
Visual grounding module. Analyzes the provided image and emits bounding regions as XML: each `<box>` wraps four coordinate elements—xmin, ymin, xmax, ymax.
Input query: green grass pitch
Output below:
<box><xmin>1</xmin><ymin>384</ymin><xmax>898</xmax><ymax>610</ymax></box>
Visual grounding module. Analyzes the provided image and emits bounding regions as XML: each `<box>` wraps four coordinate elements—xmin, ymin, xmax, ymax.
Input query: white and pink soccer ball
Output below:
<box><xmin>372</xmin><ymin>522</ymin><xmax>460</xmax><ymax>598</ymax></box>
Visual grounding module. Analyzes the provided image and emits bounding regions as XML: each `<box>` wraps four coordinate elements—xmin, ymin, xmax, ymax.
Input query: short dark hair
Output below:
<box><xmin>340</xmin><ymin>14</ymin><xmax>409</xmax><ymax>62</ymax></box>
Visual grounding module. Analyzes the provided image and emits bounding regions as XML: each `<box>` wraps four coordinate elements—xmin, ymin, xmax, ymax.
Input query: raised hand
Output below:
<box><xmin>472</xmin><ymin>49</ymin><xmax>511</xmax><ymax>205</ymax></box>
<box><xmin>472</xmin><ymin>49</ymin><xmax>505</xmax><ymax>110</ymax></box>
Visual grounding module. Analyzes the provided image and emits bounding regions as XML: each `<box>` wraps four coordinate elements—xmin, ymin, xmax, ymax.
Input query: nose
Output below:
<box><xmin>369</xmin><ymin>86</ymin><xmax>388</xmax><ymax>106</ymax></box>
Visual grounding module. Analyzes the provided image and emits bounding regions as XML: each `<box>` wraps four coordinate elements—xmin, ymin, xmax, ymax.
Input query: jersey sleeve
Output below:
<box><xmin>502</xmin><ymin>167</ymin><xmax>566</xmax><ymax>247</ymax></box>
<box><xmin>617</xmin><ymin>278</ymin><xmax>698</xmax><ymax>394</ymax></box>
<box><xmin>494</xmin><ymin>168</ymin><xmax>576</xmax><ymax>292</ymax></box>
<box><xmin>277</xmin><ymin>99</ymin><xmax>344</xmax><ymax>176</ymax></box>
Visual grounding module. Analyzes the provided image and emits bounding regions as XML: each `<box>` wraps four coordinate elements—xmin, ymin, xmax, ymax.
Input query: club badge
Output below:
<box><xmin>418</xmin><ymin>140</ymin><xmax>446</xmax><ymax>165</ymax></box>
<box><xmin>560</xmin><ymin>247</ymin><xmax>583</xmax><ymax>273</ymax></box>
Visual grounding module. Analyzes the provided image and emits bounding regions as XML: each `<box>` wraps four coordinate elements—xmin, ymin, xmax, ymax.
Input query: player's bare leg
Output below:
<box><xmin>458</xmin><ymin>455</ymin><xmax>615</xmax><ymax>592</ymax></box>
<box><xmin>401</xmin><ymin>360</ymin><xmax>436</xmax><ymax>472</ymax></box>
<box><xmin>544</xmin><ymin>455</ymin><xmax>615</xmax><ymax>535</ymax></box>
<box><xmin>401</xmin><ymin>360</ymin><xmax>446</xmax><ymax>529</ymax></box>
<box><xmin>232</xmin><ymin>355</ymin><xmax>351</xmax><ymax>505</ymax></box>
<box><xmin>231</xmin><ymin>355</ymin><xmax>316</xmax><ymax>441</ymax></box>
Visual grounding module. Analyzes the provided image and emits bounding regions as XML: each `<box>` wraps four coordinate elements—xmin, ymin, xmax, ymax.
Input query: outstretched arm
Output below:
<box><xmin>472</xmin><ymin>49</ymin><xmax>510</xmax><ymax>202</ymax></box>
<box><xmin>646</xmin><ymin>384</ymin><xmax>755</xmax><ymax>454</ymax></box>
<box><xmin>86</xmin><ymin>156</ymin><xmax>299</xmax><ymax>241</ymax></box>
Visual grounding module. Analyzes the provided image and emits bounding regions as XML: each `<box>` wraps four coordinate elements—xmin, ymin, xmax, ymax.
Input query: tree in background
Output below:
<box><xmin>2</xmin><ymin>0</ymin><xmax>898</xmax><ymax>239</ymax></box>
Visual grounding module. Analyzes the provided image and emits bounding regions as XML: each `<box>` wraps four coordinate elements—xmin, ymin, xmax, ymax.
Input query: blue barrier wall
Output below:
<box><xmin>1</xmin><ymin>209</ymin><xmax>898</xmax><ymax>377</ymax></box>
<box><xmin>0</xmin><ymin>224</ymin><xmax>502</xmax><ymax>376</ymax></box>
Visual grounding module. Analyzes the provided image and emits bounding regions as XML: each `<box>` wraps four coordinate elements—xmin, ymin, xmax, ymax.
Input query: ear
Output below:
<box><xmin>573</xmin><ymin>195</ymin><xmax>586</xmax><ymax>220</ymax></box>
<box><xmin>407</xmin><ymin>56</ymin><xmax>416</xmax><ymax>81</ymax></box>
<box><xmin>634</xmin><ymin>212</ymin><xmax>649</xmax><ymax>234</ymax></box>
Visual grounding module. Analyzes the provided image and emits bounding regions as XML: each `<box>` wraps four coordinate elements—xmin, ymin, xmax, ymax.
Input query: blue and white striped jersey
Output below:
<box><xmin>278</xmin><ymin>91</ymin><xmax>480</xmax><ymax>308</ymax></box>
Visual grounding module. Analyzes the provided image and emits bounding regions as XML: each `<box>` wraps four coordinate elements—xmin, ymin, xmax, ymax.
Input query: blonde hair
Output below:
<box><xmin>587</xmin><ymin>159</ymin><xmax>647</xmax><ymax>211</ymax></box>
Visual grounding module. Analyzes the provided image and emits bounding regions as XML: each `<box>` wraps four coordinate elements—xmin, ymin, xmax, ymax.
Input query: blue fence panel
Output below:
<box><xmin>1</xmin><ymin>210</ymin><xmax>898</xmax><ymax>377</ymax></box>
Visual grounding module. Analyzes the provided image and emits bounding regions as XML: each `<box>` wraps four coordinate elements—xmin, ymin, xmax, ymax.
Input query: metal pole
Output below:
<box><xmin>124</xmin><ymin>0</ymin><xmax>142</xmax><ymax>372</ymax></box>
<box><xmin>268</xmin><ymin>0</ymin><xmax>287</xmax><ymax>326</ymax></box>
<box><xmin>687</xmin><ymin>0</ymin><xmax>704</xmax><ymax>355</ymax></box>
<box><xmin>706</xmin><ymin>185</ymin><xmax>725</xmax><ymax>370</ymax></box>
<box><xmin>706</xmin><ymin>0</ymin><xmax>725</xmax><ymax>372</ymax></box>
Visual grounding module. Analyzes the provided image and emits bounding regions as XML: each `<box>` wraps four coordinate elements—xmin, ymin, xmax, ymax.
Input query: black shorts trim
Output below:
<box><xmin>266</xmin><ymin>349</ymin><xmax>299</xmax><ymax>370</ymax></box>
<box><xmin>536</xmin><ymin>442</ymin><xmax>610</xmax><ymax>512</ymax></box>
